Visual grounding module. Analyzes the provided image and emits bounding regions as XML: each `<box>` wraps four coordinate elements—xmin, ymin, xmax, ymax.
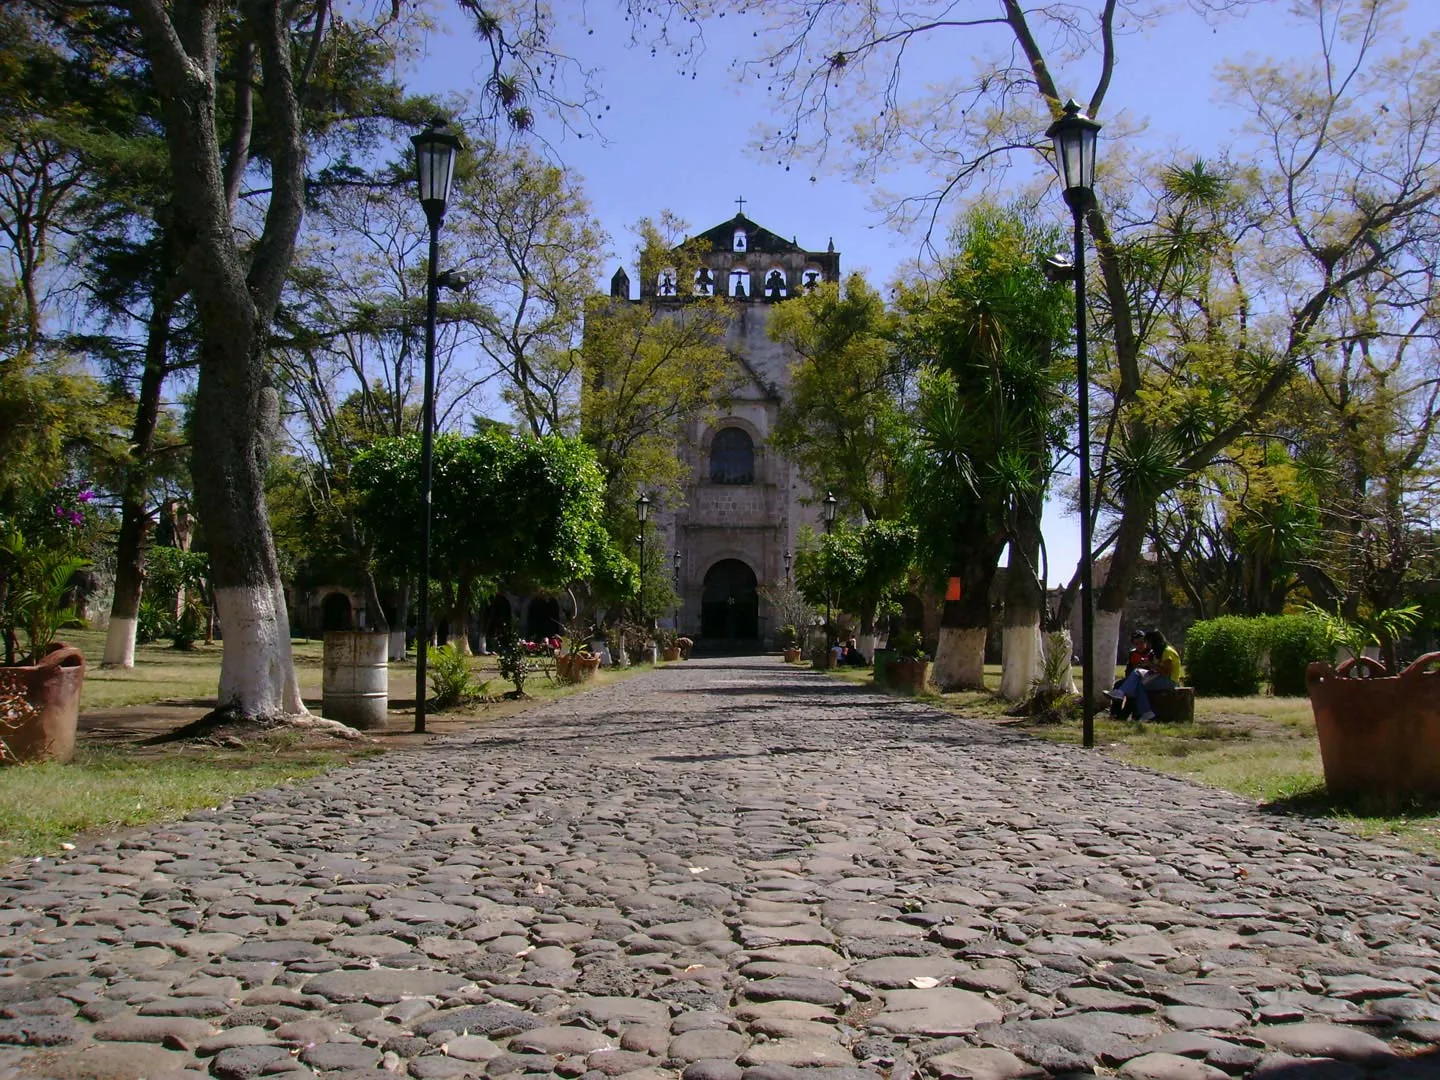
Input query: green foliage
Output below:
<box><xmin>1302</xmin><ymin>602</ymin><xmax>1422</xmax><ymax>669</ymax></box>
<box><xmin>428</xmin><ymin>643</ymin><xmax>486</xmax><ymax>709</ymax></box>
<box><xmin>769</xmin><ymin>274</ymin><xmax>909</xmax><ymax>519</ymax></box>
<box><xmin>0</xmin><ymin>528</ymin><xmax>90</xmax><ymax>663</ymax></box>
<box><xmin>890</xmin><ymin>630</ymin><xmax>926</xmax><ymax>661</ymax></box>
<box><xmin>1185</xmin><ymin>616</ymin><xmax>1265</xmax><ymax>696</ymax></box>
<box><xmin>778</xmin><ymin>624</ymin><xmax>799</xmax><ymax>649</ymax></box>
<box><xmin>492</xmin><ymin>626</ymin><xmax>532</xmax><ymax>696</ymax></box>
<box><xmin>794</xmin><ymin>520</ymin><xmax>917</xmax><ymax>634</ymax></box>
<box><xmin>352</xmin><ymin>428</ymin><xmax>610</xmax><ymax>596</ymax></box>
<box><xmin>1261</xmin><ymin>614</ymin><xmax>1332</xmax><ymax>696</ymax></box>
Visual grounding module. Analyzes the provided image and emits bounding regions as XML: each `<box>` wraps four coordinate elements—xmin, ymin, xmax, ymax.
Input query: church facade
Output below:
<box><xmin>606</xmin><ymin>211</ymin><xmax>841</xmax><ymax>645</ymax></box>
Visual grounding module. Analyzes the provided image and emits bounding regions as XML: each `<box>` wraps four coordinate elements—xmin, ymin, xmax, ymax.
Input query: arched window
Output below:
<box><xmin>801</xmin><ymin>265</ymin><xmax>824</xmax><ymax>291</ymax></box>
<box><xmin>729</xmin><ymin>268</ymin><xmax>751</xmax><ymax>298</ymax></box>
<box><xmin>733</xmin><ymin>229</ymin><xmax>748</xmax><ymax>252</ymax></box>
<box><xmin>694</xmin><ymin>267</ymin><xmax>716</xmax><ymax>296</ymax></box>
<box><xmin>656</xmin><ymin>268</ymin><xmax>678</xmax><ymax>296</ymax></box>
<box><xmin>709</xmin><ymin>427</ymin><xmax>755</xmax><ymax>485</ymax></box>
<box><xmin>762</xmin><ymin>267</ymin><xmax>788</xmax><ymax>300</ymax></box>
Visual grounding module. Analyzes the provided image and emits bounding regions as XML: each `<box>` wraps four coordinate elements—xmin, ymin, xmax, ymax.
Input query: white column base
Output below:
<box><xmin>214</xmin><ymin>583</ymin><xmax>310</xmax><ymax>718</ymax></box>
<box><xmin>102</xmin><ymin>616</ymin><xmax>138</xmax><ymax>668</ymax></box>
<box><xmin>857</xmin><ymin>632</ymin><xmax>876</xmax><ymax>661</ymax></box>
<box><xmin>999</xmin><ymin>623</ymin><xmax>1042</xmax><ymax>701</ymax></box>
<box><xmin>932</xmin><ymin>627</ymin><xmax>987</xmax><ymax>691</ymax></box>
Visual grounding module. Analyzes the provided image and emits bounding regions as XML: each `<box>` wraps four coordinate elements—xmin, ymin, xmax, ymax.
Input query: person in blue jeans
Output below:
<box><xmin>1106</xmin><ymin>629</ymin><xmax>1183</xmax><ymax>722</ymax></box>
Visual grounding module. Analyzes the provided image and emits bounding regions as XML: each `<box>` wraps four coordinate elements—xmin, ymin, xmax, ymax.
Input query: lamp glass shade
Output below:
<box><xmin>411</xmin><ymin>123</ymin><xmax>460</xmax><ymax>209</ymax></box>
<box><xmin>636</xmin><ymin>494</ymin><xmax>650</xmax><ymax>523</ymax></box>
<box><xmin>823</xmin><ymin>492</ymin><xmax>837</xmax><ymax>524</ymax></box>
<box><xmin>1045</xmin><ymin>99</ymin><xmax>1100</xmax><ymax>196</ymax></box>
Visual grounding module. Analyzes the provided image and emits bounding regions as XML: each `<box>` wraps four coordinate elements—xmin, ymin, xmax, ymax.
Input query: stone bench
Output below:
<box><xmin>1147</xmin><ymin>686</ymin><xmax>1195</xmax><ymax>724</ymax></box>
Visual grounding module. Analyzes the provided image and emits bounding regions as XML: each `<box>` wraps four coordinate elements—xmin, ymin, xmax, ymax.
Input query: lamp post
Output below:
<box><xmin>1046</xmin><ymin>98</ymin><xmax>1101</xmax><ymax>749</ymax></box>
<box><xmin>410</xmin><ymin>117</ymin><xmax>460</xmax><ymax>735</ymax></box>
<box><xmin>636</xmin><ymin>493</ymin><xmax>650</xmax><ymax>633</ymax></box>
<box><xmin>783</xmin><ymin>549</ymin><xmax>791</xmax><ymax>583</ymax></box>
<box><xmin>822</xmin><ymin>492</ymin><xmax>837</xmax><ymax>645</ymax></box>
<box><xmin>673</xmin><ymin>550</ymin><xmax>681</xmax><ymax>630</ymax></box>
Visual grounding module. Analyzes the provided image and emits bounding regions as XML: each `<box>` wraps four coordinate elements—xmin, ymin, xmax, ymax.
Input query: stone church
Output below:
<box><xmin>605</xmin><ymin>209</ymin><xmax>841</xmax><ymax>644</ymax></box>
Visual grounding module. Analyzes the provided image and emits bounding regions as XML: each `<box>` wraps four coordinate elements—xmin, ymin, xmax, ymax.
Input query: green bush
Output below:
<box><xmin>428</xmin><ymin>643</ymin><xmax>482</xmax><ymax>708</ymax></box>
<box><xmin>1184</xmin><ymin>616</ymin><xmax>1264</xmax><ymax>696</ymax></box>
<box><xmin>1262</xmin><ymin>614</ymin><xmax>1331</xmax><ymax>696</ymax></box>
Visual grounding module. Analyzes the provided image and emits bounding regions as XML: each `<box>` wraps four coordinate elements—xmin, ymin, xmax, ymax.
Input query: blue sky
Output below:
<box><xmin>407</xmin><ymin>0</ymin><xmax>1437</xmax><ymax>585</ymax></box>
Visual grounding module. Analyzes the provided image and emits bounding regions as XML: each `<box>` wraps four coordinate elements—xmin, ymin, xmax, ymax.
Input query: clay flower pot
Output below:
<box><xmin>1</xmin><ymin>643</ymin><xmax>86</xmax><ymax>764</ymax></box>
<box><xmin>557</xmin><ymin>654</ymin><xmax>601</xmax><ymax>684</ymax></box>
<box><xmin>1306</xmin><ymin>652</ymin><xmax>1440</xmax><ymax>806</ymax></box>
<box><xmin>886</xmin><ymin>657</ymin><xmax>931</xmax><ymax>695</ymax></box>
<box><xmin>662</xmin><ymin>646</ymin><xmax>682</xmax><ymax>662</ymax></box>
<box><xmin>782</xmin><ymin>647</ymin><xmax>802</xmax><ymax>664</ymax></box>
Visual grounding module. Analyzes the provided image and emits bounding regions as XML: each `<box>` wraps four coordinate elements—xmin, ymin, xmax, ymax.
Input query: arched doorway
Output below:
<box><xmin>701</xmin><ymin>560</ymin><xmax>759</xmax><ymax>641</ymax></box>
<box><xmin>484</xmin><ymin>595</ymin><xmax>513</xmax><ymax>640</ymax></box>
<box><xmin>525</xmin><ymin>596</ymin><xmax>562</xmax><ymax>641</ymax></box>
<box><xmin>321</xmin><ymin>592</ymin><xmax>352</xmax><ymax>632</ymax></box>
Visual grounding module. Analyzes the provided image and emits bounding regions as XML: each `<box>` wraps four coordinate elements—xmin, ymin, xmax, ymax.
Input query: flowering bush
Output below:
<box><xmin>0</xmin><ymin>672</ymin><xmax>37</xmax><ymax>763</ymax></box>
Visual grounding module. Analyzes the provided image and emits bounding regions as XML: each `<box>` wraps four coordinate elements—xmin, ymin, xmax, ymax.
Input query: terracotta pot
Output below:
<box><xmin>662</xmin><ymin>646</ymin><xmax>682</xmax><ymax>662</ymax></box>
<box><xmin>782</xmin><ymin>647</ymin><xmax>802</xmax><ymax>664</ymax></box>
<box><xmin>1307</xmin><ymin>652</ymin><xmax>1440</xmax><ymax>806</ymax></box>
<box><xmin>1</xmin><ymin>643</ymin><xmax>86</xmax><ymax>764</ymax></box>
<box><xmin>557</xmin><ymin>654</ymin><xmax>601</xmax><ymax>684</ymax></box>
<box><xmin>886</xmin><ymin>657</ymin><xmax>931</xmax><ymax>695</ymax></box>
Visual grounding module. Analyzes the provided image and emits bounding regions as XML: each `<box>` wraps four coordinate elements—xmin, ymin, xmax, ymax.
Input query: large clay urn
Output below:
<box><xmin>1306</xmin><ymin>652</ymin><xmax>1440</xmax><ymax>807</ymax></box>
<box><xmin>1</xmin><ymin>643</ymin><xmax>86</xmax><ymax>764</ymax></box>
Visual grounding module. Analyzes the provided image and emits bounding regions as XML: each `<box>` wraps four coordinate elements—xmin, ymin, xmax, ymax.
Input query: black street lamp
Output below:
<box><xmin>673</xmin><ymin>550</ymin><xmax>682</xmax><ymax>630</ymax></box>
<box><xmin>1046</xmin><ymin>98</ymin><xmax>1101</xmax><ymax>749</ymax></box>
<box><xmin>636</xmin><ymin>493</ymin><xmax>651</xmax><ymax>632</ymax></box>
<box><xmin>822</xmin><ymin>492</ymin><xmax>838</xmax><ymax>645</ymax></box>
<box><xmin>783</xmin><ymin>549</ymin><xmax>791</xmax><ymax>583</ymax></box>
<box><xmin>410</xmin><ymin>117</ymin><xmax>460</xmax><ymax>735</ymax></box>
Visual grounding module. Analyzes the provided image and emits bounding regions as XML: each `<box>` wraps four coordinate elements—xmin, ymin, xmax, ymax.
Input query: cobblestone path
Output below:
<box><xmin>3</xmin><ymin>657</ymin><xmax>1440</xmax><ymax>1080</ymax></box>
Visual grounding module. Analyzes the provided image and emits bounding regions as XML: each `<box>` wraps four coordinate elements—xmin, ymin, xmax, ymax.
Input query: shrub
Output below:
<box><xmin>1184</xmin><ymin>616</ymin><xmax>1264</xmax><ymax>696</ymax></box>
<box><xmin>428</xmin><ymin>643</ymin><xmax>478</xmax><ymax>708</ymax></box>
<box><xmin>1262</xmin><ymin>614</ymin><xmax>1332</xmax><ymax>696</ymax></box>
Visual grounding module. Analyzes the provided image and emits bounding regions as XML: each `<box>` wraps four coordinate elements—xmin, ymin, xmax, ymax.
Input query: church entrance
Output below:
<box><xmin>700</xmin><ymin>559</ymin><xmax>759</xmax><ymax>641</ymax></box>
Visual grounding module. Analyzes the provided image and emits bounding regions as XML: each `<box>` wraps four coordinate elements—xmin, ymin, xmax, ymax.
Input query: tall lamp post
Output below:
<box><xmin>410</xmin><ymin>117</ymin><xmax>460</xmax><ymax>735</ymax></box>
<box><xmin>822</xmin><ymin>492</ymin><xmax>838</xmax><ymax>644</ymax></box>
<box><xmin>636</xmin><ymin>493</ymin><xmax>650</xmax><ymax>632</ymax></box>
<box><xmin>1046</xmin><ymin>99</ymin><xmax>1101</xmax><ymax>749</ymax></box>
<box><xmin>783</xmin><ymin>549</ymin><xmax>791</xmax><ymax>583</ymax></box>
<box><xmin>672</xmin><ymin>550</ymin><xmax>682</xmax><ymax>630</ymax></box>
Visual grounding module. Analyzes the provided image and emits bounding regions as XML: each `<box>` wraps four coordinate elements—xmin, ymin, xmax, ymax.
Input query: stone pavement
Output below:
<box><xmin>3</xmin><ymin>657</ymin><xmax>1439</xmax><ymax>1080</ymax></box>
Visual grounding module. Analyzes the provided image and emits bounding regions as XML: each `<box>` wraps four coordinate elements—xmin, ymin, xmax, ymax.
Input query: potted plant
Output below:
<box><xmin>556</xmin><ymin>616</ymin><xmax>601</xmax><ymax>683</ymax></box>
<box><xmin>657</xmin><ymin>628</ymin><xmax>682</xmax><ymax>662</ymax></box>
<box><xmin>676</xmin><ymin>635</ymin><xmax>693</xmax><ymax>660</ymax></box>
<box><xmin>779</xmin><ymin>624</ymin><xmax>802</xmax><ymax>663</ymax></box>
<box><xmin>886</xmin><ymin>630</ymin><xmax>930</xmax><ymax>695</ymax></box>
<box><xmin>1303</xmin><ymin>604</ymin><xmax>1439</xmax><ymax>806</ymax></box>
<box><xmin>1</xmin><ymin>530</ymin><xmax>89</xmax><ymax>764</ymax></box>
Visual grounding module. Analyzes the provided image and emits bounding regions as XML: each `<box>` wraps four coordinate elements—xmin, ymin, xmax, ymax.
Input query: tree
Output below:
<box><xmin>795</xmin><ymin>520</ymin><xmax>917</xmax><ymax>657</ymax></box>
<box><xmin>17</xmin><ymin>0</ymin><xmax>605</xmax><ymax>720</ymax></box>
<box><xmin>897</xmin><ymin>204</ymin><xmax>1071</xmax><ymax>694</ymax></box>
<box><xmin>451</xmin><ymin>146</ymin><xmax>606</xmax><ymax>436</ymax></box>
<box><xmin>351</xmin><ymin>429</ymin><xmax>613</xmax><ymax>642</ymax></box>
<box><xmin>768</xmin><ymin>274</ymin><xmax>909</xmax><ymax>521</ymax></box>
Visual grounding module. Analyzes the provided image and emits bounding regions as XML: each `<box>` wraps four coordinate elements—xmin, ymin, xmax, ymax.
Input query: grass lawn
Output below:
<box><xmin>827</xmin><ymin>658</ymin><xmax>1440</xmax><ymax>857</ymax></box>
<box><xmin>2</xmin><ymin>628</ymin><xmax>643</xmax><ymax>861</ymax></box>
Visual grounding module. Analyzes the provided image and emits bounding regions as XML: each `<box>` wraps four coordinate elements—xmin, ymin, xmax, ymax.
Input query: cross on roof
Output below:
<box><xmin>735</xmin><ymin>195</ymin><xmax>747</xmax><ymax>214</ymax></box>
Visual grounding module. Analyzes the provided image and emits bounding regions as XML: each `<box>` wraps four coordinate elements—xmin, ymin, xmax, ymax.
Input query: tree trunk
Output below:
<box><xmin>1000</xmin><ymin>509</ymin><xmax>1044</xmax><ymax>701</ymax></box>
<box><xmin>104</xmin><ymin>281</ymin><xmax>176</xmax><ymax>668</ymax></box>
<box><xmin>452</xmin><ymin>576</ymin><xmax>473</xmax><ymax>656</ymax></box>
<box><xmin>1092</xmin><ymin>494</ymin><xmax>1151</xmax><ymax>702</ymax></box>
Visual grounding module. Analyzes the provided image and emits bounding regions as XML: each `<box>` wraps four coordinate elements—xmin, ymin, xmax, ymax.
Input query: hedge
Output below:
<box><xmin>1182</xmin><ymin>613</ymin><xmax>1331</xmax><ymax>697</ymax></box>
<box><xmin>1184</xmin><ymin>616</ymin><xmax>1265</xmax><ymax>696</ymax></box>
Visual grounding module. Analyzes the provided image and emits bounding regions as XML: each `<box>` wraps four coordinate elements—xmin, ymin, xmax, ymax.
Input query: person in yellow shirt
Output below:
<box><xmin>1106</xmin><ymin>629</ymin><xmax>1182</xmax><ymax>722</ymax></box>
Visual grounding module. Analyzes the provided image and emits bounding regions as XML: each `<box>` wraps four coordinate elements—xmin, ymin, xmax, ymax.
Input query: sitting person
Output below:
<box><xmin>1106</xmin><ymin>629</ymin><xmax>1182</xmax><ymax>722</ymax></box>
<box><xmin>1110</xmin><ymin>629</ymin><xmax>1153</xmax><ymax>717</ymax></box>
<box><xmin>841</xmin><ymin>637</ymin><xmax>868</xmax><ymax>666</ymax></box>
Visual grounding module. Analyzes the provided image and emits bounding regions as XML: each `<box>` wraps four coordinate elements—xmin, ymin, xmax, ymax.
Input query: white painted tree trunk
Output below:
<box><xmin>857</xmin><ymin>632</ymin><xmax>876</xmax><ymax>662</ymax></box>
<box><xmin>103</xmin><ymin>616</ymin><xmax>138</xmax><ymax>669</ymax></box>
<box><xmin>214</xmin><ymin>584</ymin><xmax>308</xmax><ymax>716</ymax></box>
<box><xmin>932</xmin><ymin>627</ymin><xmax>987</xmax><ymax>691</ymax></box>
<box><xmin>1089</xmin><ymin>607</ymin><xmax>1124</xmax><ymax>702</ymax></box>
<box><xmin>1043</xmin><ymin>630</ymin><xmax>1079</xmax><ymax>693</ymax></box>
<box><xmin>999</xmin><ymin>624</ymin><xmax>1043</xmax><ymax>701</ymax></box>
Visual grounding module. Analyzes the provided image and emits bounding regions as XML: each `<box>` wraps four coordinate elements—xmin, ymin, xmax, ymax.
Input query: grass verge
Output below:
<box><xmin>829</xmin><ymin>660</ymin><xmax>1440</xmax><ymax>857</ymax></box>
<box><xmin>0</xmin><ymin>741</ymin><xmax>368</xmax><ymax>860</ymax></box>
